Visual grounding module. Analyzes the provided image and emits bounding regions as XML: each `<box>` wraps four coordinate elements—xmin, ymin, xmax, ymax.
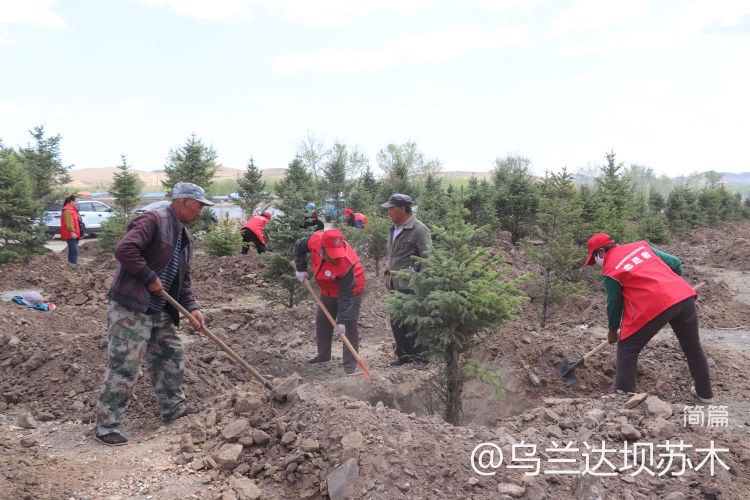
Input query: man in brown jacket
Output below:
<box><xmin>94</xmin><ymin>182</ymin><xmax>212</xmax><ymax>446</ymax></box>
<box><xmin>381</xmin><ymin>193</ymin><xmax>432</xmax><ymax>366</ymax></box>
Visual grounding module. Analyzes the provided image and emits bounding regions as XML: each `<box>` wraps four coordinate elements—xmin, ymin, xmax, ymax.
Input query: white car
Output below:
<box><xmin>44</xmin><ymin>200</ymin><xmax>115</xmax><ymax>236</ymax></box>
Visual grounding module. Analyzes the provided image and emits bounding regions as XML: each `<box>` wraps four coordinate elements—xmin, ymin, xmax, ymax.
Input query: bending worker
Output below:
<box><xmin>241</xmin><ymin>211</ymin><xmax>272</xmax><ymax>254</ymax></box>
<box><xmin>585</xmin><ymin>233</ymin><xmax>713</xmax><ymax>403</ymax></box>
<box><xmin>293</xmin><ymin>229</ymin><xmax>365</xmax><ymax>374</ymax></box>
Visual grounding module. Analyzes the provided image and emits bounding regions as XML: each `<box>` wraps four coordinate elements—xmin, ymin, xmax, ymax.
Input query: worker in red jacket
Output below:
<box><xmin>585</xmin><ymin>233</ymin><xmax>713</xmax><ymax>403</ymax></box>
<box><xmin>60</xmin><ymin>195</ymin><xmax>82</xmax><ymax>265</ymax></box>
<box><xmin>293</xmin><ymin>229</ymin><xmax>365</xmax><ymax>374</ymax></box>
<box><xmin>241</xmin><ymin>212</ymin><xmax>272</xmax><ymax>254</ymax></box>
<box><xmin>353</xmin><ymin>212</ymin><xmax>367</xmax><ymax>229</ymax></box>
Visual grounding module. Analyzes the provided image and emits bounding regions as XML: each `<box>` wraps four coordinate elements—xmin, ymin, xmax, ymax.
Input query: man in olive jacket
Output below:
<box><xmin>94</xmin><ymin>182</ymin><xmax>212</xmax><ymax>446</ymax></box>
<box><xmin>381</xmin><ymin>193</ymin><xmax>432</xmax><ymax>366</ymax></box>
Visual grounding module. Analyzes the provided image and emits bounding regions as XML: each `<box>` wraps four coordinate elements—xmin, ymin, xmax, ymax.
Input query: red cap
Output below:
<box><xmin>263</xmin><ymin>211</ymin><xmax>272</xmax><ymax>219</ymax></box>
<box><xmin>585</xmin><ymin>233</ymin><xmax>614</xmax><ymax>265</ymax></box>
<box><xmin>321</xmin><ymin>229</ymin><xmax>346</xmax><ymax>258</ymax></box>
<box><xmin>344</xmin><ymin>208</ymin><xmax>353</xmax><ymax>217</ymax></box>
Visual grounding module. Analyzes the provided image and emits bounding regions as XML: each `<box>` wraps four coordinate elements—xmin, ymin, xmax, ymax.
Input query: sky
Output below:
<box><xmin>1</xmin><ymin>0</ymin><xmax>749</xmax><ymax>179</ymax></box>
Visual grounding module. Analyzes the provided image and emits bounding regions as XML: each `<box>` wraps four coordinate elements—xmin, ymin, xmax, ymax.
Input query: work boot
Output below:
<box><xmin>94</xmin><ymin>431</ymin><xmax>128</xmax><ymax>446</ymax></box>
<box><xmin>690</xmin><ymin>385</ymin><xmax>713</xmax><ymax>404</ymax></box>
<box><xmin>389</xmin><ymin>357</ymin><xmax>411</xmax><ymax>367</ymax></box>
<box><xmin>343</xmin><ymin>365</ymin><xmax>357</xmax><ymax>375</ymax></box>
<box><xmin>308</xmin><ymin>356</ymin><xmax>330</xmax><ymax>364</ymax></box>
<box><xmin>161</xmin><ymin>405</ymin><xmax>201</xmax><ymax>424</ymax></box>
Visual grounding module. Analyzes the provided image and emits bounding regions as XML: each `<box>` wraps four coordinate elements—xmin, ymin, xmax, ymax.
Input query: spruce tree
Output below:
<box><xmin>589</xmin><ymin>151</ymin><xmax>638</xmax><ymax>242</ymax></box>
<box><xmin>491</xmin><ymin>155</ymin><xmax>540</xmax><ymax>243</ymax></box>
<box><xmin>236</xmin><ymin>156</ymin><xmax>267</xmax><ymax>215</ymax></box>
<box><xmin>385</xmin><ymin>198</ymin><xmax>526</xmax><ymax>425</ymax></box>
<box><xmin>258</xmin><ymin>158</ymin><xmax>317</xmax><ymax>308</ymax></box>
<box><xmin>17</xmin><ymin>125</ymin><xmax>72</xmax><ymax>207</ymax></box>
<box><xmin>0</xmin><ymin>144</ymin><xmax>46</xmax><ymax>262</ymax></box>
<box><xmin>161</xmin><ymin>133</ymin><xmax>219</xmax><ymax>192</ymax></box>
<box><xmin>98</xmin><ymin>156</ymin><xmax>144</xmax><ymax>254</ymax></box>
<box><xmin>322</xmin><ymin>143</ymin><xmax>349</xmax><ymax>202</ymax></box>
<box><xmin>522</xmin><ymin>168</ymin><xmax>585</xmax><ymax>328</ymax></box>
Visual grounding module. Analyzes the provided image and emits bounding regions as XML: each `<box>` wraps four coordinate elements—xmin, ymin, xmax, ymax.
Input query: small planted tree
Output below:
<box><xmin>99</xmin><ymin>155</ymin><xmax>143</xmax><ymax>254</ymax></box>
<box><xmin>236</xmin><ymin>156</ymin><xmax>267</xmax><ymax>214</ymax></box>
<box><xmin>203</xmin><ymin>217</ymin><xmax>242</xmax><ymax>258</ymax></box>
<box><xmin>0</xmin><ymin>144</ymin><xmax>46</xmax><ymax>263</ymax></box>
<box><xmin>385</xmin><ymin>198</ymin><xmax>527</xmax><ymax>425</ymax></box>
<box><xmin>521</xmin><ymin>168</ymin><xmax>585</xmax><ymax>328</ymax></box>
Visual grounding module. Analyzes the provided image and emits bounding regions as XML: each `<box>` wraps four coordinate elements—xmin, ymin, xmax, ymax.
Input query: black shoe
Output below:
<box><xmin>161</xmin><ymin>405</ymin><xmax>200</xmax><ymax>424</ymax></box>
<box><xmin>94</xmin><ymin>431</ymin><xmax>128</xmax><ymax>446</ymax></box>
<box><xmin>343</xmin><ymin>366</ymin><xmax>357</xmax><ymax>374</ymax></box>
<box><xmin>389</xmin><ymin>357</ymin><xmax>412</xmax><ymax>367</ymax></box>
<box><xmin>308</xmin><ymin>356</ymin><xmax>330</xmax><ymax>364</ymax></box>
<box><xmin>413</xmin><ymin>359</ymin><xmax>429</xmax><ymax>370</ymax></box>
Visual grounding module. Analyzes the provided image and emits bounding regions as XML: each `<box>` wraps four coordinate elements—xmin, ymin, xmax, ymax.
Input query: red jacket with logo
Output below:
<box><xmin>603</xmin><ymin>241</ymin><xmax>696</xmax><ymax>340</ymax></box>
<box><xmin>242</xmin><ymin>215</ymin><xmax>268</xmax><ymax>244</ymax></box>
<box><xmin>308</xmin><ymin>232</ymin><xmax>365</xmax><ymax>298</ymax></box>
<box><xmin>60</xmin><ymin>204</ymin><xmax>81</xmax><ymax>240</ymax></box>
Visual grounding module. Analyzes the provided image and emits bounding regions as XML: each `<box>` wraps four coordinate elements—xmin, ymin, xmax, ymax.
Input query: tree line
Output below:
<box><xmin>3</xmin><ymin>126</ymin><xmax>748</xmax><ymax>424</ymax></box>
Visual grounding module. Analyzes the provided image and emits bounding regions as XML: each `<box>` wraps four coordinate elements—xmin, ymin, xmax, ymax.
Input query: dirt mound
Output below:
<box><xmin>2</xmin><ymin>222</ymin><xmax>750</xmax><ymax>498</ymax></box>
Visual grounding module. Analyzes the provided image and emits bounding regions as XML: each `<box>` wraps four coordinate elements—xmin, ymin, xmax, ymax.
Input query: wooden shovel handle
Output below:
<box><xmin>160</xmin><ymin>290</ymin><xmax>274</xmax><ymax>391</ymax></box>
<box><xmin>292</xmin><ymin>261</ymin><xmax>371</xmax><ymax>378</ymax></box>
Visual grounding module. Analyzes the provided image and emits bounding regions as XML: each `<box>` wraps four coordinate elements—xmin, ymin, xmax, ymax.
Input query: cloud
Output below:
<box><xmin>121</xmin><ymin>97</ymin><xmax>157</xmax><ymax>109</ymax></box>
<box><xmin>274</xmin><ymin>26</ymin><xmax>529</xmax><ymax>74</ymax></box>
<box><xmin>0</xmin><ymin>101</ymin><xmax>34</xmax><ymax>118</ymax></box>
<box><xmin>245</xmin><ymin>94</ymin><xmax>294</xmax><ymax>107</ymax></box>
<box><xmin>550</xmin><ymin>0</ymin><xmax>650</xmax><ymax>36</ymax></box>
<box><xmin>136</xmin><ymin>0</ymin><xmax>431</xmax><ymax>26</ymax></box>
<box><xmin>265</xmin><ymin>0</ymin><xmax>431</xmax><ymax>27</ymax></box>
<box><xmin>0</xmin><ymin>0</ymin><xmax>66</xmax><ymax>28</ymax></box>
<box><xmin>136</xmin><ymin>0</ymin><xmax>255</xmax><ymax>22</ymax></box>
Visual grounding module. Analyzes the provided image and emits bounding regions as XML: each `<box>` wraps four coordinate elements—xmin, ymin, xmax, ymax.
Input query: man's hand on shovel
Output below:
<box><xmin>607</xmin><ymin>328</ymin><xmax>619</xmax><ymax>345</ymax></box>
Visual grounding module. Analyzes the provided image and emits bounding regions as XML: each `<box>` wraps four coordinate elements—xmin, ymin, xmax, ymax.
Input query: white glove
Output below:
<box><xmin>334</xmin><ymin>324</ymin><xmax>346</xmax><ymax>338</ymax></box>
<box><xmin>295</xmin><ymin>271</ymin><xmax>307</xmax><ymax>283</ymax></box>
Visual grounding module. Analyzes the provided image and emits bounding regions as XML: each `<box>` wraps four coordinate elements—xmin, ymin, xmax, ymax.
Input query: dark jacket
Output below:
<box><xmin>385</xmin><ymin>215</ymin><xmax>431</xmax><ymax>290</ymax></box>
<box><xmin>109</xmin><ymin>205</ymin><xmax>198</xmax><ymax>325</ymax></box>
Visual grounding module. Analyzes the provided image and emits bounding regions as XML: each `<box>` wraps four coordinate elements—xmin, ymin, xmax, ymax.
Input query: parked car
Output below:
<box><xmin>44</xmin><ymin>200</ymin><xmax>115</xmax><ymax>236</ymax></box>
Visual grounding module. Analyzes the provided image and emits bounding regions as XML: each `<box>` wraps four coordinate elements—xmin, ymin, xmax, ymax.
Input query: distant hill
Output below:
<box><xmin>67</xmin><ymin>166</ymin><xmax>286</xmax><ymax>189</ymax></box>
<box><xmin>67</xmin><ymin>167</ymin><xmax>488</xmax><ymax>189</ymax></box>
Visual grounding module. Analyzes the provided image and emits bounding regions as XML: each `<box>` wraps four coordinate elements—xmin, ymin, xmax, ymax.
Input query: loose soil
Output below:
<box><xmin>2</xmin><ymin>222</ymin><xmax>750</xmax><ymax>499</ymax></box>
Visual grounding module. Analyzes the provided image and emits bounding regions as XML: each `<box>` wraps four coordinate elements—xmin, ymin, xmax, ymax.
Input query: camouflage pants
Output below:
<box><xmin>95</xmin><ymin>301</ymin><xmax>186</xmax><ymax>436</ymax></box>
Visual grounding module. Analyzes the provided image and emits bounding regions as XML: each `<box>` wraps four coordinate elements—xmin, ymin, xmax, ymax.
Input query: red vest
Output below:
<box><xmin>60</xmin><ymin>204</ymin><xmax>80</xmax><ymax>240</ymax></box>
<box><xmin>242</xmin><ymin>215</ymin><xmax>268</xmax><ymax>244</ymax></box>
<box><xmin>307</xmin><ymin>232</ymin><xmax>365</xmax><ymax>298</ymax></box>
<box><xmin>353</xmin><ymin>213</ymin><xmax>367</xmax><ymax>227</ymax></box>
<box><xmin>603</xmin><ymin>241</ymin><xmax>696</xmax><ymax>340</ymax></box>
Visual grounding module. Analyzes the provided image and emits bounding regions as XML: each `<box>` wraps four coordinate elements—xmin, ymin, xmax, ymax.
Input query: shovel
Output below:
<box><xmin>160</xmin><ymin>290</ymin><xmax>275</xmax><ymax>392</ymax></box>
<box><xmin>291</xmin><ymin>262</ymin><xmax>372</xmax><ymax>378</ymax></box>
<box><xmin>554</xmin><ymin>338</ymin><xmax>610</xmax><ymax>385</ymax></box>
<box><xmin>555</xmin><ymin>281</ymin><xmax>706</xmax><ymax>385</ymax></box>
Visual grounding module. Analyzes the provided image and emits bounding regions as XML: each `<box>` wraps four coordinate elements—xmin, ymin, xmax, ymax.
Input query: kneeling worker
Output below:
<box><xmin>293</xmin><ymin>229</ymin><xmax>365</xmax><ymax>374</ymax></box>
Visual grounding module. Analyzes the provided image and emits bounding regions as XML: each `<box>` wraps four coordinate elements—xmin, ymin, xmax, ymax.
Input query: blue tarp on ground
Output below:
<box><xmin>141</xmin><ymin>192</ymin><xmax>168</xmax><ymax>199</ymax></box>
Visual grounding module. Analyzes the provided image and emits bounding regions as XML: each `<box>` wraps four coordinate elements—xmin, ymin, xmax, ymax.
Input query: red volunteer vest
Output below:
<box><xmin>603</xmin><ymin>241</ymin><xmax>696</xmax><ymax>340</ymax></box>
<box><xmin>353</xmin><ymin>213</ymin><xmax>367</xmax><ymax>227</ymax></box>
<box><xmin>307</xmin><ymin>232</ymin><xmax>365</xmax><ymax>298</ymax></box>
<box><xmin>242</xmin><ymin>215</ymin><xmax>268</xmax><ymax>244</ymax></box>
<box><xmin>60</xmin><ymin>204</ymin><xmax>81</xmax><ymax>240</ymax></box>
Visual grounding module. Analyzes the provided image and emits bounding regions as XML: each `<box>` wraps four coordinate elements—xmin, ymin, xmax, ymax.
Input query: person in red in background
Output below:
<box><xmin>293</xmin><ymin>229</ymin><xmax>365</xmax><ymax>374</ymax></box>
<box><xmin>241</xmin><ymin>211</ymin><xmax>272</xmax><ymax>254</ymax></box>
<box><xmin>353</xmin><ymin>212</ymin><xmax>367</xmax><ymax>229</ymax></box>
<box><xmin>585</xmin><ymin>233</ymin><xmax>713</xmax><ymax>403</ymax></box>
<box><xmin>60</xmin><ymin>194</ymin><xmax>81</xmax><ymax>265</ymax></box>
<box><xmin>343</xmin><ymin>208</ymin><xmax>354</xmax><ymax>227</ymax></box>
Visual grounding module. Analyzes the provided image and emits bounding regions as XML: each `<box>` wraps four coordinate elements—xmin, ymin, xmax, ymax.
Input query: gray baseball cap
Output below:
<box><xmin>172</xmin><ymin>182</ymin><xmax>214</xmax><ymax>206</ymax></box>
<box><xmin>380</xmin><ymin>193</ymin><xmax>413</xmax><ymax>208</ymax></box>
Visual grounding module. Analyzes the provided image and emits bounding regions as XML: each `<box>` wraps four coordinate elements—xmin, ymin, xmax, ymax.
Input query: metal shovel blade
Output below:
<box><xmin>554</xmin><ymin>359</ymin><xmax>578</xmax><ymax>385</ymax></box>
